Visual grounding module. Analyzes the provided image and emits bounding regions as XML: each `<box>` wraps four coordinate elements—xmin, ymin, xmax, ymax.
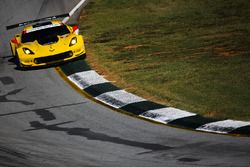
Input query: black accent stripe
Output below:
<box><xmin>229</xmin><ymin>125</ymin><xmax>250</xmax><ymax>135</ymax></box>
<box><xmin>35</xmin><ymin>51</ymin><xmax>72</xmax><ymax>64</ymax></box>
<box><xmin>60</xmin><ymin>59</ymin><xmax>91</xmax><ymax>76</ymax></box>
<box><xmin>120</xmin><ymin>101</ymin><xmax>166</xmax><ymax>115</ymax></box>
<box><xmin>84</xmin><ymin>83</ymin><xmax>120</xmax><ymax>97</ymax></box>
<box><xmin>168</xmin><ymin>115</ymin><xmax>218</xmax><ymax>129</ymax></box>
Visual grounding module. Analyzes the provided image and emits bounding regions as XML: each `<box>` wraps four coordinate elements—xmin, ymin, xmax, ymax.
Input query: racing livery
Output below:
<box><xmin>7</xmin><ymin>14</ymin><xmax>86</xmax><ymax>68</ymax></box>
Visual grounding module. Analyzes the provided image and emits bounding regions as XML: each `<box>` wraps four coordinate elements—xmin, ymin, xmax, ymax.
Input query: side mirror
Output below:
<box><xmin>11</xmin><ymin>38</ymin><xmax>19</xmax><ymax>44</ymax></box>
<box><xmin>72</xmin><ymin>25</ymin><xmax>79</xmax><ymax>35</ymax></box>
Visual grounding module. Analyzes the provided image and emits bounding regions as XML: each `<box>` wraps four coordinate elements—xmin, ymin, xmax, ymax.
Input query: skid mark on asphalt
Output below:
<box><xmin>0</xmin><ymin>102</ymin><xmax>86</xmax><ymax>117</ymax></box>
<box><xmin>36</xmin><ymin>0</ymin><xmax>48</xmax><ymax>17</ymax></box>
<box><xmin>178</xmin><ymin>157</ymin><xmax>200</xmax><ymax>162</ymax></box>
<box><xmin>25</xmin><ymin>121</ymin><xmax>174</xmax><ymax>151</ymax></box>
<box><xmin>0</xmin><ymin>145</ymin><xmax>35</xmax><ymax>167</ymax></box>
<box><xmin>0</xmin><ymin>76</ymin><xmax>14</xmax><ymax>85</ymax></box>
<box><xmin>0</xmin><ymin>88</ymin><xmax>34</xmax><ymax>105</ymax></box>
<box><xmin>0</xmin><ymin>146</ymin><xmax>27</xmax><ymax>159</ymax></box>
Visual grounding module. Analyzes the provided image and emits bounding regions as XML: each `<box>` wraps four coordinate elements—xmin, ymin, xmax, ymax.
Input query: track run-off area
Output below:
<box><xmin>0</xmin><ymin>0</ymin><xmax>250</xmax><ymax>167</ymax></box>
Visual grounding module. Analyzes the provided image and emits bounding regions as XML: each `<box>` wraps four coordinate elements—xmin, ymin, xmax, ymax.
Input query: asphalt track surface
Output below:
<box><xmin>0</xmin><ymin>1</ymin><xmax>250</xmax><ymax>167</ymax></box>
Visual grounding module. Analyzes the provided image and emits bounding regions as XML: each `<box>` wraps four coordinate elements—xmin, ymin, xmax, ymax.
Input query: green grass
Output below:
<box><xmin>79</xmin><ymin>0</ymin><xmax>250</xmax><ymax>121</ymax></box>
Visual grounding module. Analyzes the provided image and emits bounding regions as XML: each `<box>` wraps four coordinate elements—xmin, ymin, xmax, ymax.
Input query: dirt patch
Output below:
<box><xmin>200</xmin><ymin>32</ymin><xmax>242</xmax><ymax>40</ymax></box>
<box><xmin>204</xmin><ymin>111</ymin><xmax>217</xmax><ymax>118</ymax></box>
<box><xmin>213</xmin><ymin>47</ymin><xmax>240</xmax><ymax>57</ymax></box>
<box><xmin>123</xmin><ymin>45</ymin><xmax>144</xmax><ymax>50</ymax></box>
<box><xmin>150</xmin><ymin>52</ymin><xmax>169</xmax><ymax>56</ymax></box>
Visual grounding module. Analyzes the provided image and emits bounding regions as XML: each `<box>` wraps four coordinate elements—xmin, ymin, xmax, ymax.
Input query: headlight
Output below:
<box><xmin>69</xmin><ymin>37</ymin><xmax>77</xmax><ymax>46</ymax></box>
<box><xmin>23</xmin><ymin>48</ymin><xmax>34</xmax><ymax>55</ymax></box>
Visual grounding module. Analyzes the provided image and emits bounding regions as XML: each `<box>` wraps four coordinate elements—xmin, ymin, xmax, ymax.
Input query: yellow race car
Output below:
<box><xmin>7</xmin><ymin>14</ymin><xmax>86</xmax><ymax>68</ymax></box>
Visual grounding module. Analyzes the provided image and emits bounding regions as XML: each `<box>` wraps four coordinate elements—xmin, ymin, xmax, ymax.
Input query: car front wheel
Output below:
<box><xmin>15</xmin><ymin>55</ymin><xmax>23</xmax><ymax>70</ymax></box>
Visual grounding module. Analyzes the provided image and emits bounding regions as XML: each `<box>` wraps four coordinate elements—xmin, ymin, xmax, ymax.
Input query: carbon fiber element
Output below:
<box><xmin>34</xmin><ymin>51</ymin><xmax>73</xmax><ymax>64</ymax></box>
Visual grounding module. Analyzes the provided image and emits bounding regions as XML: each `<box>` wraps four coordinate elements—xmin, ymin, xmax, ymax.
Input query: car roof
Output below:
<box><xmin>23</xmin><ymin>20</ymin><xmax>64</xmax><ymax>33</ymax></box>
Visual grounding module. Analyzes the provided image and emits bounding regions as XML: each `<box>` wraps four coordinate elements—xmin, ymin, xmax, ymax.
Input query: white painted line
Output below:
<box><xmin>196</xmin><ymin>120</ymin><xmax>250</xmax><ymax>134</ymax></box>
<box><xmin>63</xmin><ymin>0</ymin><xmax>87</xmax><ymax>23</ymax></box>
<box><xmin>95</xmin><ymin>90</ymin><xmax>146</xmax><ymax>109</ymax></box>
<box><xmin>140</xmin><ymin>107</ymin><xmax>196</xmax><ymax>124</ymax></box>
<box><xmin>68</xmin><ymin>70</ymin><xmax>109</xmax><ymax>89</ymax></box>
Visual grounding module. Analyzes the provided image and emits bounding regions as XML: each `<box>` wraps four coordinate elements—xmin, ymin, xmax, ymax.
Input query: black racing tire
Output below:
<box><xmin>15</xmin><ymin>55</ymin><xmax>23</xmax><ymax>70</ymax></box>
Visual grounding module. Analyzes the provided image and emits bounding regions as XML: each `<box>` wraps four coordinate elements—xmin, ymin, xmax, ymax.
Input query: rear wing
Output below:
<box><xmin>6</xmin><ymin>13</ymin><xmax>69</xmax><ymax>30</ymax></box>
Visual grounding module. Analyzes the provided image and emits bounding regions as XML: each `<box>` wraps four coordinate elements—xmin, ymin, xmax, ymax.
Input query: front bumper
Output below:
<box><xmin>19</xmin><ymin>49</ymin><xmax>86</xmax><ymax>67</ymax></box>
<box><xmin>34</xmin><ymin>51</ymin><xmax>73</xmax><ymax>64</ymax></box>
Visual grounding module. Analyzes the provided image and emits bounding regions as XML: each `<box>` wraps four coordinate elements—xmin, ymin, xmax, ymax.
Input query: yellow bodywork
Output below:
<box><xmin>10</xmin><ymin>21</ymin><xmax>86</xmax><ymax>67</ymax></box>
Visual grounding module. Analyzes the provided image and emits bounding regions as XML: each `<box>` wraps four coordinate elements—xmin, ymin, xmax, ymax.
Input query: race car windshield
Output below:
<box><xmin>21</xmin><ymin>25</ymin><xmax>70</xmax><ymax>43</ymax></box>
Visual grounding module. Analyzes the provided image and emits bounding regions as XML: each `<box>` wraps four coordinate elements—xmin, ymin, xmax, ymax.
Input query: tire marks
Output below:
<box><xmin>0</xmin><ymin>76</ymin><xmax>14</xmax><ymax>85</ymax></box>
<box><xmin>0</xmin><ymin>88</ymin><xmax>34</xmax><ymax>105</ymax></box>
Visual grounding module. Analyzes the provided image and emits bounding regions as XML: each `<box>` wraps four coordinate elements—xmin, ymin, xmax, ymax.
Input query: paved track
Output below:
<box><xmin>0</xmin><ymin>1</ymin><xmax>249</xmax><ymax>167</ymax></box>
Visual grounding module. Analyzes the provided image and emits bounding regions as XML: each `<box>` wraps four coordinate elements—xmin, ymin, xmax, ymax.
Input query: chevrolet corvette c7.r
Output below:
<box><xmin>7</xmin><ymin>14</ymin><xmax>86</xmax><ymax>68</ymax></box>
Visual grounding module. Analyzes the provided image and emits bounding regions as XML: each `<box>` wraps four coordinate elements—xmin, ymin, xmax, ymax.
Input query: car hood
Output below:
<box><xmin>21</xmin><ymin>34</ymin><xmax>76</xmax><ymax>55</ymax></box>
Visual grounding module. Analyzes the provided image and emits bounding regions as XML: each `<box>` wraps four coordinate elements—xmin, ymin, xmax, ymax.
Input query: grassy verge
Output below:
<box><xmin>79</xmin><ymin>0</ymin><xmax>250</xmax><ymax>121</ymax></box>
